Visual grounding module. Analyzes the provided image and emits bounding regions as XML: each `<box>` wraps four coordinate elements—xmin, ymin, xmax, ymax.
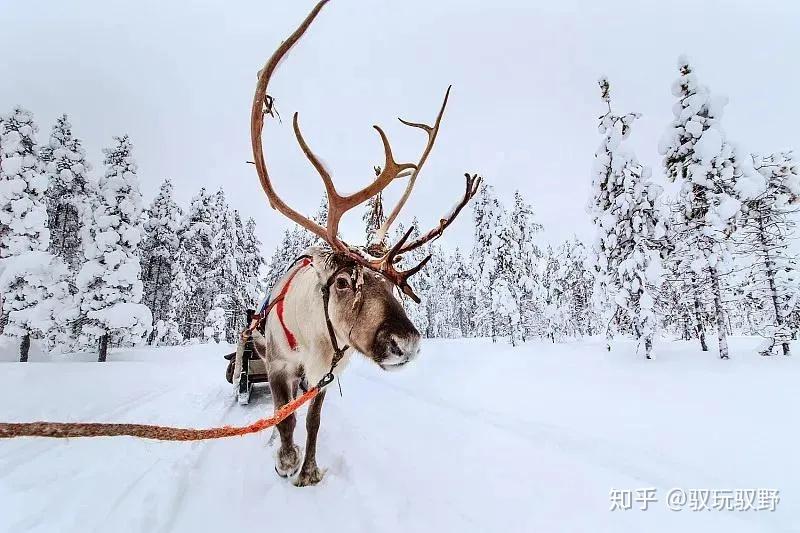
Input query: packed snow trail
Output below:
<box><xmin>0</xmin><ymin>338</ymin><xmax>798</xmax><ymax>533</ymax></box>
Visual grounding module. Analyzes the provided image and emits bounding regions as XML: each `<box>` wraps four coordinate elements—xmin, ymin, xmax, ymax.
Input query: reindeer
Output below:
<box><xmin>248</xmin><ymin>0</ymin><xmax>481</xmax><ymax>487</ymax></box>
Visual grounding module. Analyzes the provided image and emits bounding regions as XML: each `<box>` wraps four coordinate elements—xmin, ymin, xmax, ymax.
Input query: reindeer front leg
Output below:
<box><xmin>270</xmin><ymin>371</ymin><xmax>302</xmax><ymax>477</ymax></box>
<box><xmin>295</xmin><ymin>389</ymin><xmax>326</xmax><ymax>487</ymax></box>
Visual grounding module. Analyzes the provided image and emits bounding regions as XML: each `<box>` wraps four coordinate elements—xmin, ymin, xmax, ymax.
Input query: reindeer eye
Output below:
<box><xmin>335</xmin><ymin>277</ymin><xmax>351</xmax><ymax>291</ymax></box>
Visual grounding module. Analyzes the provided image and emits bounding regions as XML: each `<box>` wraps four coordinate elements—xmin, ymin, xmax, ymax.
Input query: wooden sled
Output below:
<box><xmin>224</xmin><ymin>310</ymin><xmax>270</xmax><ymax>405</ymax></box>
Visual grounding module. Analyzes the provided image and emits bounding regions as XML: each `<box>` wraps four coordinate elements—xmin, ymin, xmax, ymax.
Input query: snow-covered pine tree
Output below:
<box><xmin>491</xmin><ymin>212</ymin><xmax>523</xmax><ymax>346</ymax></box>
<box><xmin>140</xmin><ymin>178</ymin><xmax>181</xmax><ymax>342</ymax></box>
<box><xmin>422</xmin><ymin>244</ymin><xmax>451</xmax><ymax>337</ymax></box>
<box><xmin>507</xmin><ymin>191</ymin><xmax>543</xmax><ymax>342</ymax></box>
<box><xmin>471</xmin><ymin>184</ymin><xmax>505</xmax><ymax>341</ymax></box>
<box><xmin>660</xmin><ymin>196</ymin><xmax>713</xmax><ymax>350</ymax></box>
<box><xmin>208</xmin><ymin>188</ymin><xmax>239</xmax><ymax>340</ymax></box>
<box><xmin>0</xmin><ymin>108</ymin><xmax>48</xmax><ymax>257</ymax></box>
<box><xmin>40</xmin><ymin>114</ymin><xmax>94</xmax><ymax>271</ymax></box>
<box><xmin>736</xmin><ymin>152</ymin><xmax>800</xmax><ymax>355</ymax></box>
<box><xmin>156</xmin><ymin>255</ymin><xmax>190</xmax><ymax>345</ymax></box>
<box><xmin>444</xmin><ymin>247</ymin><xmax>474</xmax><ymax>337</ymax></box>
<box><xmin>264</xmin><ymin>227</ymin><xmax>307</xmax><ymax>294</ymax></box>
<box><xmin>558</xmin><ymin>239</ymin><xmax>598</xmax><ymax>338</ymax></box>
<box><xmin>659</xmin><ymin>56</ymin><xmax>764</xmax><ymax>359</ymax></box>
<box><xmin>175</xmin><ymin>187</ymin><xmax>215</xmax><ymax>340</ymax></box>
<box><xmin>539</xmin><ymin>245</ymin><xmax>570</xmax><ymax>342</ymax></box>
<box><xmin>76</xmin><ymin>135</ymin><xmax>151</xmax><ymax>361</ymax></box>
<box><xmin>264</xmin><ymin>195</ymin><xmax>328</xmax><ymax>294</ymax></box>
<box><xmin>0</xmin><ymin>107</ymin><xmax>72</xmax><ymax>360</ymax></box>
<box><xmin>233</xmin><ymin>214</ymin><xmax>265</xmax><ymax>328</ymax></box>
<box><xmin>659</xmin><ymin>247</ymin><xmax>703</xmax><ymax>342</ymax></box>
<box><xmin>203</xmin><ymin>294</ymin><xmax>229</xmax><ymax>344</ymax></box>
<box><xmin>589</xmin><ymin>78</ymin><xmax>668</xmax><ymax>358</ymax></box>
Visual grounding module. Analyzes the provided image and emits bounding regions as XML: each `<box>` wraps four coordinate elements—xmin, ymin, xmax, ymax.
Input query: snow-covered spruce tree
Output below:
<box><xmin>538</xmin><ymin>245</ymin><xmax>570</xmax><ymax>342</ymax></box>
<box><xmin>659</xmin><ymin>247</ymin><xmax>704</xmax><ymax>342</ymax></box>
<box><xmin>203</xmin><ymin>294</ymin><xmax>229</xmax><ymax>343</ymax></box>
<box><xmin>490</xmin><ymin>211</ymin><xmax>525</xmax><ymax>346</ymax></box>
<box><xmin>589</xmin><ymin>78</ymin><xmax>668</xmax><ymax>358</ymax></box>
<box><xmin>233</xmin><ymin>214</ymin><xmax>265</xmax><ymax>325</ymax></box>
<box><xmin>659</xmin><ymin>56</ymin><xmax>764</xmax><ymax>359</ymax></box>
<box><xmin>156</xmin><ymin>255</ymin><xmax>190</xmax><ymax>345</ymax></box>
<box><xmin>208</xmin><ymin>188</ymin><xmax>240</xmax><ymax>340</ymax></box>
<box><xmin>263</xmin><ymin>195</ymin><xmax>328</xmax><ymax>294</ymax></box>
<box><xmin>534</xmin><ymin>241</ymin><xmax>597</xmax><ymax>342</ymax></box>
<box><xmin>140</xmin><ymin>178</ymin><xmax>181</xmax><ymax>341</ymax></box>
<box><xmin>444</xmin><ymin>247</ymin><xmax>475</xmax><ymax>337</ymax></box>
<box><xmin>77</xmin><ymin>135</ymin><xmax>151</xmax><ymax>361</ymax></box>
<box><xmin>0</xmin><ymin>108</ymin><xmax>75</xmax><ymax>360</ymax></box>
<box><xmin>423</xmin><ymin>245</ymin><xmax>452</xmax><ymax>338</ymax></box>
<box><xmin>507</xmin><ymin>191</ymin><xmax>543</xmax><ymax>342</ymax></box>
<box><xmin>264</xmin><ymin>227</ymin><xmax>308</xmax><ymax>295</ymax></box>
<box><xmin>471</xmin><ymin>184</ymin><xmax>506</xmax><ymax>341</ymax></box>
<box><xmin>735</xmin><ymin>152</ymin><xmax>800</xmax><ymax>355</ymax></box>
<box><xmin>558</xmin><ymin>239</ymin><xmax>598</xmax><ymax>338</ymax></box>
<box><xmin>40</xmin><ymin>114</ymin><xmax>93</xmax><ymax>271</ymax></box>
<box><xmin>660</xmin><ymin>196</ymin><xmax>714</xmax><ymax>350</ymax></box>
<box><xmin>175</xmin><ymin>187</ymin><xmax>215</xmax><ymax>340</ymax></box>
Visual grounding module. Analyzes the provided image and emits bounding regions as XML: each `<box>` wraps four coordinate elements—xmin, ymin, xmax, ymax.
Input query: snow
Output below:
<box><xmin>1</xmin><ymin>337</ymin><xmax>797</xmax><ymax>533</ymax></box>
<box><xmin>694</xmin><ymin>128</ymin><xmax>723</xmax><ymax>164</ymax></box>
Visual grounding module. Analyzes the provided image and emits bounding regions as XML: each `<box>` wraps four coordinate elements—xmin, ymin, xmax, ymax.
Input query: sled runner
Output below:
<box><xmin>225</xmin><ymin>309</ymin><xmax>270</xmax><ymax>405</ymax></box>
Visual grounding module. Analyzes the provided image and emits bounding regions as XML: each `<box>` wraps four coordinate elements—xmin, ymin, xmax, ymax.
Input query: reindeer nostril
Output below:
<box><xmin>388</xmin><ymin>337</ymin><xmax>403</xmax><ymax>356</ymax></box>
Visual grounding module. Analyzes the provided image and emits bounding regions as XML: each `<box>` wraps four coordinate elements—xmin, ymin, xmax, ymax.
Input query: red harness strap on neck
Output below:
<box><xmin>275</xmin><ymin>257</ymin><xmax>312</xmax><ymax>350</ymax></box>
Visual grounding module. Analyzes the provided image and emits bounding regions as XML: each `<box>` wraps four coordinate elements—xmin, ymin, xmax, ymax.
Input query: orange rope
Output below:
<box><xmin>0</xmin><ymin>387</ymin><xmax>320</xmax><ymax>441</ymax></box>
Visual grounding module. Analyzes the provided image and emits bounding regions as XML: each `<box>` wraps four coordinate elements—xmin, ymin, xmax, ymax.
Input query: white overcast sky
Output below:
<box><xmin>2</xmin><ymin>0</ymin><xmax>800</xmax><ymax>255</ymax></box>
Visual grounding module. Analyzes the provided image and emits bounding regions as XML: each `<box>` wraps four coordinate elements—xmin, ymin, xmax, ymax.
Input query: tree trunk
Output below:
<box><xmin>98</xmin><ymin>334</ymin><xmax>109</xmax><ymax>362</ymax></box>
<box><xmin>757</xmin><ymin>211</ymin><xmax>790</xmax><ymax>356</ymax></box>
<box><xmin>147</xmin><ymin>260</ymin><xmax>164</xmax><ymax>345</ymax></box>
<box><xmin>59</xmin><ymin>207</ymin><xmax>68</xmax><ymax>258</ymax></box>
<box><xmin>709</xmin><ymin>267</ymin><xmax>729</xmax><ymax>359</ymax></box>
<box><xmin>644</xmin><ymin>334</ymin><xmax>653</xmax><ymax>360</ymax></box>
<box><xmin>19</xmin><ymin>334</ymin><xmax>31</xmax><ymax>362</ymax></box>
<box><xmin>692</xmin><ymin>281</ymin><xmax>708</xmax><ymax>352</ymax></box>
<box><xmin>681</xmin><ymin>309</ymin><xmax>692</xmax><ymax>340</ymax></box>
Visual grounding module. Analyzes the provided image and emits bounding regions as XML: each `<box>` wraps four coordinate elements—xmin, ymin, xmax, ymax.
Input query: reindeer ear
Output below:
<box><xmin>306</xmin><ymin>246</ymin><xmax>335</xmax><ymax>283</ymax></box>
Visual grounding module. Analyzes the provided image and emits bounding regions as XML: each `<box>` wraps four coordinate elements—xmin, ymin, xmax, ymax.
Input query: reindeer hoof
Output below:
<box><xmin>294</xmin><ymin>466</ymin><xmax>325</xmax><ymax>487</ymax></box>
<box><xmin>275</xmin><ymin>444</ymin><xmax>301</xmax><ymax>478</ymax></box>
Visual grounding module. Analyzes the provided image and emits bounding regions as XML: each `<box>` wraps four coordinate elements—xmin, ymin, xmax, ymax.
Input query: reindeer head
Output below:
<box><xmin>250</xmin><ymin>0</ymin><xmax>481</xmax><ymax>368</ymax></box>
<box><xmin>308</xmin><ymin>249</ymin><xmax>421</xmax><ymax>369</ymax></box>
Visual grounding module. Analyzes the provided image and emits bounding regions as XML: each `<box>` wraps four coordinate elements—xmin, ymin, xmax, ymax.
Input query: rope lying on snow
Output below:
<box><xmin>0</xmin><ymin>387</ymin><xmax>320</xmax><ymax>441</ymax></box>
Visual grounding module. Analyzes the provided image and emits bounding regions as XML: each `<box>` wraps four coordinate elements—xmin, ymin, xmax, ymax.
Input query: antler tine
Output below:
<box><xmin>251</xmin><ymin>0</ymin><xmax>333</xmax><ymax>246</ymax></box>
<box><xmin>401</xmin><ymin>254</ymin><xmax>432</xmax><ymax>279</ymax></box>
<box><xmin>292</xmin><ymin>112</ymin><xmax>346</xmax><ymax>240</ymax></box>
<box><xmin>393</xmin><ymin>251</ymin><xmax>432</xmax><ymax>303</ymax></box>
<box><xmin>373</xmin><ymin>85</ymin><xmax>452</xmax><ymax>245</ymax></box>
<box><xmin>363</xmin><ymin>225</ymin><xmax>425</xmax><ymax>302</ymax></box>
<box><xmin>385</xmin><ymin>226</ymin><xmax>414</xmax><ymax>260</ymax></box>
<box><xmin>337</xmin><ymin>126</ymin><xmax>417</xmax><ymax>211</ymax></box>
<box><xmin>398</xmin><ymin>173</ymin><xmax>482</xmax><ymax>255</ymax></box>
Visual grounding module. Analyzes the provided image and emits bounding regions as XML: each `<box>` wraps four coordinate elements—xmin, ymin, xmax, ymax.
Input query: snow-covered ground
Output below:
<box><xmin>0</xmin><ymin>337</ymin><xmax>797</xmax><ymax>533</ymax></box>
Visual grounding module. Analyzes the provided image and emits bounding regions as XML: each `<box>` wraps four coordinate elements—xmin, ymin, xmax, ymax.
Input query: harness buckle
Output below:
<box><xmin>317</xmin><ymin>373</ymin><xmax>335</xmax><ymax>389</ymax></box>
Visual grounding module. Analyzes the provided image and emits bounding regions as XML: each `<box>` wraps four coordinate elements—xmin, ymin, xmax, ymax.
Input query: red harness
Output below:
<box><xmin>273</xmin><ymin>257</ymin><xmax>312</xmax><ymax>350</ymax></box>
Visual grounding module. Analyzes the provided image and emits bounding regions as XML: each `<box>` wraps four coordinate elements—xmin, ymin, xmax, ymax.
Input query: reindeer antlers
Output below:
<box><xmin>250</xmin><ymin>0</ymin><xmax>480</xmax><ymax>302</ymax></box>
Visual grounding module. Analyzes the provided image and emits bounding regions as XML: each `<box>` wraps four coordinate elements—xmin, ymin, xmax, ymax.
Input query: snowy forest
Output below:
<box><xmin>1</xmin><ymin>56</ymin><xmax>798</xmax><ymax>362</ymax></box>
